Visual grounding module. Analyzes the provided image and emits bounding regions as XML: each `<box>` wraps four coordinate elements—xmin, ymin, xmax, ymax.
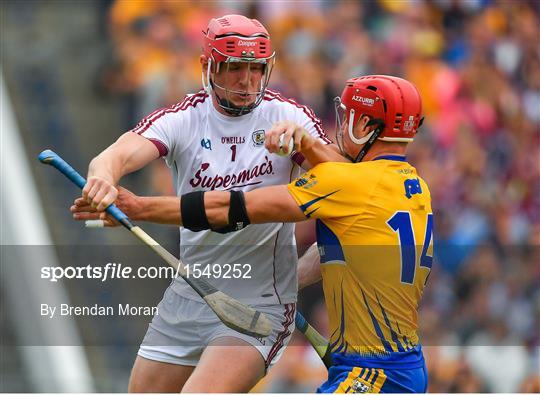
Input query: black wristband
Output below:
<box><xmin>180</xmin><ymin>191</ymin><xmax>211</xmax><ymax>232</ymax></box>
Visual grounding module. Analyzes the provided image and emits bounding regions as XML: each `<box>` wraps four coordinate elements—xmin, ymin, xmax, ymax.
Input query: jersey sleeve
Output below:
<box><xmin>129</xmin><ymin>108</ymin><xmax>176</xmax><ymax>161</ymax></box>
<box><xmin>287</xmin><ymin>163</ymin><xmax>350</xmax><ymax>220</ymax></box>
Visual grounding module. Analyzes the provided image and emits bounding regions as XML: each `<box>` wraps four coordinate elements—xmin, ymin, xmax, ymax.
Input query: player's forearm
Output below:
<box><xmin>134</xmin><ymin>186</ymin><xmax>301</xmax><ymax>229</ymax></box>
<box><xmin>301</xmin><ymin>141</ymin><xmax>349</xmax><ymax>169</ymax></box>
<box><xmin>135</xmin><ymin>192</ymin><xmax>230</xmax><ymax>227</ymax></box>
<box><xmin>298</xmin><ymin>243</ymin><xmax>322</xmax><ymax>289</ymax></box>
<box><xmin>135</xmin><ymin>196</ymin><xmax>183</xmax><ymax>224</ymax></box>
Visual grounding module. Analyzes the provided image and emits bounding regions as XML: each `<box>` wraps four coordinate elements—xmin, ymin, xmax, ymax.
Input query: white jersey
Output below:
<box><xmin>130</xmin><ymin>89</ymin><xmax>331</xmax><ymax>305</ymax></box>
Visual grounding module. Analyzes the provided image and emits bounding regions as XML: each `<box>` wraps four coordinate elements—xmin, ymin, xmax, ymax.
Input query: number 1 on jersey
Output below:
<box><xmin>387</xmin><ymin>211</ymin><xmax>433</xmax><ymax>285</ymax></box>
<box><xmin>230</xmin><ymin>144</ymin><xmax>237</xmax><ymax>162</ymax></box>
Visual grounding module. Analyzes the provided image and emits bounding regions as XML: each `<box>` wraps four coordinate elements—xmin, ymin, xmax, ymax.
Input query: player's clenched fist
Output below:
<box><xmin>265</xmin><ymin>121</ymin><xmax>316</xmax><ymax>156</ymax></box>
<box><xmin>82</xmin><ymin>176</ymin><xmax>118</xmax><ymax>212</ymax></box>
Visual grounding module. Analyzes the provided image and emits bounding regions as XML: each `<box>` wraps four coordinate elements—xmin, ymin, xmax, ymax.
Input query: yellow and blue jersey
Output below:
<box><xmin>288</xmin><ymin>155</ymin><xmax>433</xmax><ymax>392</ymax></box>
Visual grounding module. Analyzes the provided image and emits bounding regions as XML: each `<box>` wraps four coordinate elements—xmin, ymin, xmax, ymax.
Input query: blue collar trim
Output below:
<box><xmin>374</xmin><ymin>155</ymin><xmax>407</xmax><ymax>162</ymax></box>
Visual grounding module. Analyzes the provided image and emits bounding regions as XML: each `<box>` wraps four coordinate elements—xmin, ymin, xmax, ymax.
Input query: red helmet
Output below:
<box><xmin>202</xmin><ymin>15</ymin><xmax>275</xmax><ymax>116</ymax></box>
<box><xmin>335</xmin><ymin>75</ymin><xmax>423</xmax><ymax>162</ymax></box>
<box><xmin>336</xmin><ymin>75</ymin><xmax>423</xmax><ymax>143</ymax></box>
<box><xmin>203</xmin><ymin>15</ymin><xmax>274</xmax><ymax>63</ymax></box>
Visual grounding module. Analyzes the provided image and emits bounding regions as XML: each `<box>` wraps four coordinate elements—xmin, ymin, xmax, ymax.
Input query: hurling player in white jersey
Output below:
<box><xmin>73</xmin><ymin>14</ymin><xmax>345</xmax><ymax>393</ymax></box>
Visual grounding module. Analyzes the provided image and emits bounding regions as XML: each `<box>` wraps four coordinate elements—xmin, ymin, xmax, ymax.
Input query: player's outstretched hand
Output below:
<box><xmin>265</xmin><ymin>121</ymin><xmax>316</xmax><ymax>156</ymax></box>
<box><xmin>71</xmin><ymin>186</ymin><xmax>140</xmax><ymax>227</ymax></box>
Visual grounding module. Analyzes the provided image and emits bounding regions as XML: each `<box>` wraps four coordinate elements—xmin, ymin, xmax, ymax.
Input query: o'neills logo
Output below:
<box><xmin>238</xmin><ymin>40</ymin><xmax>257</xmax><ymax>47</ymax></box>
<box><xmin>352</xmin><ymin>95</ymin><xmax>375</xmax><ymax>106</ymax></box>
<box><xmin>189</xmin><ymin>157</ymin><xmax>274</xmax><ymax>190</ymax></box>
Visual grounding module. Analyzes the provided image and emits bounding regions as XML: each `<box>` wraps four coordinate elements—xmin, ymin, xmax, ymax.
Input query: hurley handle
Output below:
<box><xmin>38</xmin><ymin>149</ymin><xmax>129</xmax><ymax>224</ymax></box>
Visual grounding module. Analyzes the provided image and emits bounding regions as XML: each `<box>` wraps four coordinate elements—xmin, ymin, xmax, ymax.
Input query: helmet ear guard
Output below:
<box><xmin>334</xmin><ymin>96</ymin><xmax>386</xmax><ymax>163</ymax></box>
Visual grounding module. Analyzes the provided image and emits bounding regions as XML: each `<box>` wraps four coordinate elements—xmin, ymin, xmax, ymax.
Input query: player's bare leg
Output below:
<box><xmin>181</xmin><ymin>337</ymin><xmax>266</xmax><ymax>393</ymax></box>
<box><xmin>128</xmin><ymin>356</ymin><xmax>194</xmax><ymax>393</ymax></box>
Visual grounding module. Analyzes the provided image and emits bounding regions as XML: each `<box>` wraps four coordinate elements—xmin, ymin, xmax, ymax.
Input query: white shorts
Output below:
<box><xmin>138</xmin><ymin>284</ymin><xmax>296</xmax><ymax>369</ymax></box>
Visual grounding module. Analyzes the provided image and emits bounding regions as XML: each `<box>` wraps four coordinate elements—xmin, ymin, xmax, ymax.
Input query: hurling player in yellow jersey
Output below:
<box><xmin>266</xmin><ymin>75</ymin><xmax>432</xmax><ymax>393</ymax></box>
<box><xmin>73</xmin><ymin>75</ymin><xmax>432</xmax><ymax>393</ymax></box>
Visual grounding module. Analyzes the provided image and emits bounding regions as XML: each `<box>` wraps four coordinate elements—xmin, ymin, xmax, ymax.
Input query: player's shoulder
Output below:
<box><xmin>311</xmin><ymin>161</ymin><xmax>386</xmax><ymax>188</ymax></box>
<box><xmin>130</xmin><ymin>90</ymin><xmax>208</xmax><ymax>134</ymax></box>
<box><xmin>311</xmin><ymin>161</ymin><xmax>354</xmax><ymax>173</ymax></box>
<box><xmin>154</xmin><ymin>90</ymin><xmax>209</xmax><ymax>119</ymax></box>
<box><xmin>262</xmin><ymin>89</ymin><xmax>330</xmax><ymax>141</ymax></box>
<box><xmin>305</xmin><ymin>162</ymin><xmax>356</xmax><ymax>185</ymax></box>
<box><xmin>364</xmin><ymin>158</ymin><xmax>420</xmax><ymax>184</ymax></box>
<box><xmin>372</xmin><ymin>159</ymin><xmax>433</xmax><ymax>200</ymax></box>
<box><xmin>262</xmin><ymin>88</ymin><xmax>316</xmax><ymax>116</ymax></box>
<box><xmin>168</xmin><ymin>90</ymin><xmax>209</xmax><ymax>116</ymax></box>
<box><xmin>416</xmin><ymin>172</ymin><xmax>432</xmax><ymax>198</ymax></box>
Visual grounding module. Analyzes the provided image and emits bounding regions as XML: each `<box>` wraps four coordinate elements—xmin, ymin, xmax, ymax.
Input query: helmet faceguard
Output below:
<box><xmin>202</xmin><ymin>15</ymin><xmax>275</xmax><ymax>116</ymax></box>
<box><xmin>334</xmin><ymin>75</ymin><xmax>424</xmax><ymax>162</ymax></box>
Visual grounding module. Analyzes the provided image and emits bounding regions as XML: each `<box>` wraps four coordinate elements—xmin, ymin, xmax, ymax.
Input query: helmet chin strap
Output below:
<box><xmin>213</xmin><ymin>87</ymin><xmax>255</xmax><ymax>116</ymax></box>
<box><xmin>353</xmin><ymin>124</ymin><xmax>383</xmax><ymax>163</ymax></box>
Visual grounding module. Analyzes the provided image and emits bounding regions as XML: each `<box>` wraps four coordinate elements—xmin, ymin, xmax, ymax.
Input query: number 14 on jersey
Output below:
<box><xmin>387</xmin><ymin>212</ymin><xmax>434</xmax><ymax>285</ymax></box>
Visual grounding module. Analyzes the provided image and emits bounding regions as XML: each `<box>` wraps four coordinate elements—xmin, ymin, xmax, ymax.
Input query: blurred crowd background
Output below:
<box><xmin>1</xmin><ymin>0</ymin><xmax>539</xmax><ymax>392</ymax></box>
